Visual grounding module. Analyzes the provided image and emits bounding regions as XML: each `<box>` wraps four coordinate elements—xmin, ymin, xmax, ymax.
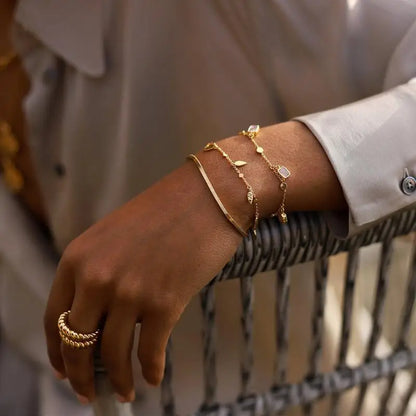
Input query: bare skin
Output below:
<box><xmin>1</xmin><ymin>1</ymin><xmax>347</xmax><ymax>406</ymax></box>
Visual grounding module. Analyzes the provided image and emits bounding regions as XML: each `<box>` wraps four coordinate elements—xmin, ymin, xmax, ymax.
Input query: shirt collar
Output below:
<box><xmin>15</xmin><ymin>0</ymin><xmax>105</xmax><ymax>77</ymax></box>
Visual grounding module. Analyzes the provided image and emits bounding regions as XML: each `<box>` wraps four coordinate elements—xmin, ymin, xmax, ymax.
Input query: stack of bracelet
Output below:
<box><xmin>187</xmin><ymin>125</ymin><xmax>290</xmax><ymax>238</ymax></box>
<box><xmin>205</xmin><ymin>142</ymin><xmax>260</xmax><ymax>234</ymax></box>
<box><xmin>187</xmin><ymin>153</ymin><xmax>250</xmax><ymax>237</ymax></box>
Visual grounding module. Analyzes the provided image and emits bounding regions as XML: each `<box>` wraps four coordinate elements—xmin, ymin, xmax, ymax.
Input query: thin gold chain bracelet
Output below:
<box><xmin>187</xmin><ymin>154</ymin><xmax>248</xmax><ymax>237</ymax></box>
<box><xmin>204</xmin><ymin>142</ymin><xmax>260</xmax><ymax>235</ymax></box>
<box><xmin>239</xmin><ymin>125</ymin><xmax>290</xmax><ymax>224</ymax></box>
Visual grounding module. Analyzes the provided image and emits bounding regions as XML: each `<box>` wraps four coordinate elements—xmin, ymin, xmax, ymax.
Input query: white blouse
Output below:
<box><xmin>9</xmin><ymin>0</ymin><xmax>416</xmax><ymax>251</ymax></box>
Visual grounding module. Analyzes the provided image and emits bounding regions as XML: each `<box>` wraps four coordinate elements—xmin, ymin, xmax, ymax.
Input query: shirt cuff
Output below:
<box><xmin>294</xmin><ymin>78</ymin><xmax>416</xmax><ymax>239</ymax></box>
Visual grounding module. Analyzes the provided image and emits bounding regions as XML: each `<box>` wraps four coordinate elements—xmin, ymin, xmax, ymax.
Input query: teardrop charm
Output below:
<box><xmin>247</xmin><ymin>190</ymin><xmax>254</xmax><ymax>204</ymax></box>
<box><xmin>204</xmin><ymin>142</ymin><xmax>216</xmax><ymax>151</ymax></box>
<box><xmin>234</xmin><ymin>160</ymin><xmax>247</xmax><ymax>167</ymax></box>
<box><xmin>256</xmin><ymin>147</ymin><xmax>264</xmax><ymax>154</ymax></box>
<box><xmin>248</xmin><ymin>125</ymin><xmax>260</xmax><ymax>134</ymax></box>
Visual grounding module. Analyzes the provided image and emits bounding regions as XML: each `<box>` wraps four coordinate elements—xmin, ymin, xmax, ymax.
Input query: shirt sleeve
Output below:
<box><xmin>293</xmin><ymin>20</ymin><xmax>416</xmax><ymax>239</ymax></box>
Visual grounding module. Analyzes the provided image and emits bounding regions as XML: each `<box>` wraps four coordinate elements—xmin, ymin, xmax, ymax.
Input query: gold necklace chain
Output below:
<box><xmin>0</xmin><ymin>50</ymin><xmax>24</xmax><ymax>193</ymax></box>
<box><xmin>0</xmin><ymin>51</ymin><xmax>17</xmax><ymax>71</ymax></box>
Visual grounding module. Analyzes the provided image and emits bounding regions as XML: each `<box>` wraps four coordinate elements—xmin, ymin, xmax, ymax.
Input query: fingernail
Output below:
<box><xmin>116</xmin><ymin>394</ymin><xmax>127</xmax><ymax>403</ymax></box>
<box><xmin>127</xmin><ymin>390</ymin><xmax>135</xmax><ymax>402</ymax></box>
<box><xmin>76</xmin><ymin>394</ymin><xmax>90</xmax><ymax>405</ymax></box>
<box><xmin>53</xmin><ymin>370</ymin><xmax>66</xmax><ymax>380</ymax></box>
<box><xmin>116</xmin><ymin>391</ymin><xmax>135</xmax><ymax>403</ymax></box>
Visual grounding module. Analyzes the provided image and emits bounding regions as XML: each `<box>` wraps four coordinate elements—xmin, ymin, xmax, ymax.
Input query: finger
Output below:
<box><xmin>61</xmin><ymin>288</ymin><xmax>105</xmax><ymax>403</ymax></box>
<box><xmin>44</xmin><ymin>262</ymin><xmax>75</xmax><ymax>378</ymax></box>
<box><xmin>137</xmin><ymin>314</ymin><xmax>176</xmax><ymax>386</ymax></box>
<box><xmin>101</xmin><ymin>304</ymin><xmax>137</xmax><ymax>402</ymax></box>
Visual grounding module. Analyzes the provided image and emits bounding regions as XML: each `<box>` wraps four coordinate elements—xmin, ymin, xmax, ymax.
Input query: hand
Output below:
<box><xmin>44</xmin><ymin>122</ymin><xmax>346</xmax><ymax>404</ymax></box>
<box><xmin>44</xmin><ymin>160</ymin><xmax>244</xmax><ymax>404</ymax></box>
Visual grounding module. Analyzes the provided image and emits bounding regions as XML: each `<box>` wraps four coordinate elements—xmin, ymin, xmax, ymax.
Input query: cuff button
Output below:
<box><xmin>401</xmin><ymin>176</ymin><xmax>416</xmax><ymax>195</ymax></box>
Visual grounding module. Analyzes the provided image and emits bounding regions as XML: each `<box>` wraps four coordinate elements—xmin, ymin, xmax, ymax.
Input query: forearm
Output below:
<box><xmin>194</xmin><ymin>121</ymin><xmax>347</xmax><ymax>232</ymax></box>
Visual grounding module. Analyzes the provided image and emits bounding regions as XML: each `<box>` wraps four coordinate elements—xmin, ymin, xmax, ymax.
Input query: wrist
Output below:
<box><xmin>195</xmin><ymin>142</ymin><xmax>254</xmax><ymax>233</ymax></box>
<box><xmin>161</xmin><ymin>160</ymin><xmax>247</xmax><ymax>245</ymax></box>
<box><xmin>195</xmin><ymin>132</ymin><xmax>280</xmax><ymax>232</ymax></box>
<box><xmin>193</xmin><ymin>120</ymin><xmax>347</xmax><ymax>236</ymax></box>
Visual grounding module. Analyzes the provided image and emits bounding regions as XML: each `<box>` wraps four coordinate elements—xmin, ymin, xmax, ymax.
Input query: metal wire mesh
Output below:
<box><xmin>93</xmin><ymin>208</ymin><xmax>416</xmax><ymax>416</ymax></box>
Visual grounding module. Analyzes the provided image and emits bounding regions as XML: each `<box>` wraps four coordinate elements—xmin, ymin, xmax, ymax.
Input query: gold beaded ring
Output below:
<box><xmin>204</xmin><ymin>142</ymin><xmax>260</xmax><ymax>235</ymax></box>
<box><xmin>239</xmin><ymin>125</ymin><xmax>290</xmax><ymax>224</ymax></box>
<box><xmin>58</xmin><ymin>311</ymin><xmax>100</xmax><ymax>349</ymax></box>
<box><xmin>59</xmin><ymin>334</ymin><xmax>97</xmax><ymax>349</ymax></box>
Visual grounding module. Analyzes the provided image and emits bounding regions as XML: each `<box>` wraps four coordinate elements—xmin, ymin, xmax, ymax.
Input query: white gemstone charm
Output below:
<box><xmin>256</xmin><ymin>146</ymin><xmax>264</xmax><ymax>154</ymax></box>
<box><xmin>248</xmin><ymin>125</ymin><xmax>260</xmax><ymax>134</ymax></box>
<box><xmin>247</xmin><ymin>190</ymin><xmax>254</xmax><ymax>204</ymax></box>
<box><xmin>234</xmin><ymin>160</ymin><xmax>247</xmax><ymax>167</ymax></box>
<box><xmin>278</xmin><ymin>166</ymin><xmax>290</xmax><ymax>179</ymax></box>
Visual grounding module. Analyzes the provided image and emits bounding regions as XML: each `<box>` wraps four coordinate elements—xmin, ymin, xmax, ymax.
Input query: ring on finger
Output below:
<box><xmin>58</xmin><ymin>310</ymin><xmax>101</xmax><ymax>349</ymax></box>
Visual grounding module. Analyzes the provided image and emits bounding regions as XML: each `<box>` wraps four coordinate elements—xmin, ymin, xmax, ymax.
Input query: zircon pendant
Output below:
<box><xmin>234</xmin><ymin>160</ymin><xmax>248</xmax><ymax>167</ymax></box>
<box><xmin>247</xmin><ymin>125</ymin><xmax>260</xmax><ymax>134</ymax></box>
<box><xmin>278</xmin><ymin>166</ymin><xmax>290</xmax><ymax>179</ymax></box>
<box><xmin>279</xmin><ymin>212</ymin><xmax>288</xmax><ymax>224</ymax></box>
<box><xmin>247</xmin><ymin>190</ymin><xmax>254</xmax><ymax>204</ymax></box>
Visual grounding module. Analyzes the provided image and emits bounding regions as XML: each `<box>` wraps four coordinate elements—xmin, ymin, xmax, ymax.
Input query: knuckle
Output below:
<box><xmin>150</xmin><ymin>294</ymin><xmax>180</xmax><ymax>317</ymax></box>
<box><xmin>79</xmin><ymin>266</ymin><xmax>113</xmax><ymax>295</ymax></box>
<box><xmin>114</xmin><ymin>285</ymin><xmax>139</xmax><ymax>308</ymax></box>
<box><xmin>60</xmin><ymin>239</ymin><xmax>84</xmax><ymax>270</ymax></box>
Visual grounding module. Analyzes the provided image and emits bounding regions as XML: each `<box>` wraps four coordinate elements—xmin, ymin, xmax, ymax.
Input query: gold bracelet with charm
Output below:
<box><xmin>204</xmin><ymin>142</ymin><xmax>260</xmax><ymax>235</ymax></box>
<box><xmin>239</xmin><ymin>125</ymin><xmax>290</xmax><ymax>224</ymax></box>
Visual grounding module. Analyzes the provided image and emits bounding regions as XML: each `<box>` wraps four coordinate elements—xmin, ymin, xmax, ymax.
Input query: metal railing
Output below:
<box><xmin>93</xmin><ymin>209</ymin><xmax>416</xmax><ymax>416</ymax></box>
